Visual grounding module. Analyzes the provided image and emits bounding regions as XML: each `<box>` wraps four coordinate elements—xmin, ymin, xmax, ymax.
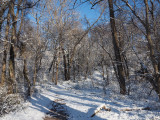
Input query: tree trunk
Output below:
<box><xmin>1</xmin><ymin>10</ymin><xmax>10</xmax><ymax>86</ymax></box>
<box><xmin>67</xmin><ymin>53</ymin><xmax>70</xmax><ymax>80</ymax></box>
<box><xmin>62</xmin><ymin>49</ymin><xmax>68</xmax><ymax>81</ymax></box>
<box><xmin>51</xmin><ymin>50</ymin><xmax>57</xmax><ymax>83</ymax></box>
<box><xmin>73</xmin><ymin>61</ymin><xmax>76</xmax><ymax>81</ymax></box>
<box><xmin>33</xmin><ymin>56</ymin><xmax>37</xmax><ymax>86</ymax></box>
<box><xmin>55</xmin><ymin>51</ymin><xmax>60</xmax><ymax>85</ymax></box>
<box><xmin>51</xmin><ymin>58</ymin><xmax>56</xmax><ymax>83</ymax></box>
<box><xmin>0</xmin><ymin>1</ymin><xmax>9</xmax><ymax>33</ymax></box>
<box><xmin>55</xmin><ymin>61</ymin><xmax>59</xmax><ymax>85</ymax></box>
<box><xmin>23</xmin><ymin>59</ymin><xmax>31</xmax><ymax>97</ymax></box>
<box><xmin>8</xmin><ymin>0</ymin><xmax>19</xmax><ymax>94</ymax></box>
<box><xmin>8</xmin><ymin>45</ymin><xmax>15</xmax><ymax>94</ymax></box>
<box><xmin>108</xmin><ymin>0</ymin><xmax>126</xmax><ymax>94</ymax></box>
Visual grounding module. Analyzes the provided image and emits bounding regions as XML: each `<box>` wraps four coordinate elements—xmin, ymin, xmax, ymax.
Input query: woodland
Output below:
<box><xmin>0</xmin><ymin>0</ymin><xmax>160</xmax><ymax>119</ymax></box>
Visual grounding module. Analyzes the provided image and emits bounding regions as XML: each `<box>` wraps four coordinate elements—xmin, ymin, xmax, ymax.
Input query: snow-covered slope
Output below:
<box><xmin>1</xmin><ymin>71</ymin><xmax>160</xmax><ymax>120</ymax></box>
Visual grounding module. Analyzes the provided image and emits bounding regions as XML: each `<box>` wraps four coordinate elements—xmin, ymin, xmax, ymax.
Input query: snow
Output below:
<box><xmin>1</xmin><ymin>71</ymin><xmax>160</xmax><ymax>120</ymax></box>
<box><xmin>94</xmin><ymin>104</ymin><xmax>106</xmax><ymax>113</ymax></box>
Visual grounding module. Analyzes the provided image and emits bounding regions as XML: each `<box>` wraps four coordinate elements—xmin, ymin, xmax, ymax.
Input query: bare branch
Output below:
<box><xmin>121</xmin><ymin>0</ymin><xmax>146</xmax><ymax>27</ymax></box>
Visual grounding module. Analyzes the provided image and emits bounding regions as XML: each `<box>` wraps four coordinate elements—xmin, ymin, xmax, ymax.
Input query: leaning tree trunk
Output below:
<box><xmin>108</xmin><ymin>0</ymin><xmax>126</xmax><ymax>95</ymax></box>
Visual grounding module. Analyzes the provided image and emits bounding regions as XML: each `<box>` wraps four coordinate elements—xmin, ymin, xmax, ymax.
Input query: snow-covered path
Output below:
<box><xmin>1</xmin><ymin>72</ymin><xmax>160</xmax><ymax>120</ymax></box>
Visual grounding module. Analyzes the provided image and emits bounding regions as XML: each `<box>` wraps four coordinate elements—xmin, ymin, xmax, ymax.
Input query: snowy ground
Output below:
<box><xmin>1</xmin><ymin>71</ymin><xmax>160</xmax><ymax>120</ymax></box>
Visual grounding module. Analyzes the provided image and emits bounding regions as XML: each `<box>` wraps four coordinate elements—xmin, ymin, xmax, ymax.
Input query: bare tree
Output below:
<box><xmin>122</xmin><ymin>0</ymin><xmax>160</xmax><ymax>100</ymax></box>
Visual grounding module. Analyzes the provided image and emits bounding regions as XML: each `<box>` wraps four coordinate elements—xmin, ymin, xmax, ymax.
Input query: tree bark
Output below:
<box><xmin>33</xmin><ymin>55</ymin><xmax>38</xmax><ymax>86</ymax></box>
<box><xmin>55</xmin><ymin>51</ymin><xmax>60</xmax><ymax>85</ymax></box>
<box><xmin>23</xmin><ymin>59</ymin><xmax>31</xmax><ymax>97</ymax></box>
<box><xmin>67</xmin><ymin>53</ymin><xmax>70</xmax><ymax>80</ymax></box>
<box><xmin>7</xmin><ymin>0</ymin><xmax>23</xmax><ymax>93</ymax></box>
<box><xmin>108</xmin><ymin>0</ymin><xmax>126</xmax><ymax>94</ymax></box>
<box><xmin>8</xmin><ymin>45</ymin><xmax>15</xmax><ymax>94</ymax></box>
<box><xmin>1</xmin><ymin>10</ymin><xmax>10</xmax><ymax>86</ymax></box>
<box><xmin>8</xmin><ymin>0</ymin><xmax>17</xmax><ymax>93</ymax></box>
<box><xmin>62</xmin><ymin>48</ymin><xmax>68</xmax><ymax>81</ymax></box>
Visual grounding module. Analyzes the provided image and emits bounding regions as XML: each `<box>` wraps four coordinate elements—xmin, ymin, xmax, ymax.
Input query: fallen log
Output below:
<box><xmin>91</xmin><ymin>104</ymin><xmax>111</xmax><ymax>117</ymax></box>
<box><xmin>121</xmin><ymin>107</ymin><xmax>151</xmax><ymax>111</ymax></box>
<box><xmin>54</xmin><ymin>99</ymin><xmax>65</xmax><ymax>102</ymax></box>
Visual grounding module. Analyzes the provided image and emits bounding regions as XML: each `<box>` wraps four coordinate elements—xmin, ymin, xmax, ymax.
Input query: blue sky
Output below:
<box><xmin>76</xmin><ymin>2</ymin><xmax>101</xmax><ymax>24</ymax></box>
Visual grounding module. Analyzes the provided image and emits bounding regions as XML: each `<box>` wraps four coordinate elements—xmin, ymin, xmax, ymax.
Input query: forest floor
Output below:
<box><xmin>1</xmin><ymin>71</ymin><xmax>160</xmax><ymax>120</ymax></box>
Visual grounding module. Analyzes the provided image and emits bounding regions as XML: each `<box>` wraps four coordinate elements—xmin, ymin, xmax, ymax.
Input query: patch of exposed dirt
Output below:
<box><xmin>44</xmin><ymin>100</ymin><xmax>68</xmax><ymax>120</ymax></box>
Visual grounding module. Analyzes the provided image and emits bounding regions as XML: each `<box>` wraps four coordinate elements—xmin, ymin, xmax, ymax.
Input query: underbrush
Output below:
<box><xmin>0</xmin><ymin>86</ymin><xmax>24</xmax><ymax>116</ymax></box>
